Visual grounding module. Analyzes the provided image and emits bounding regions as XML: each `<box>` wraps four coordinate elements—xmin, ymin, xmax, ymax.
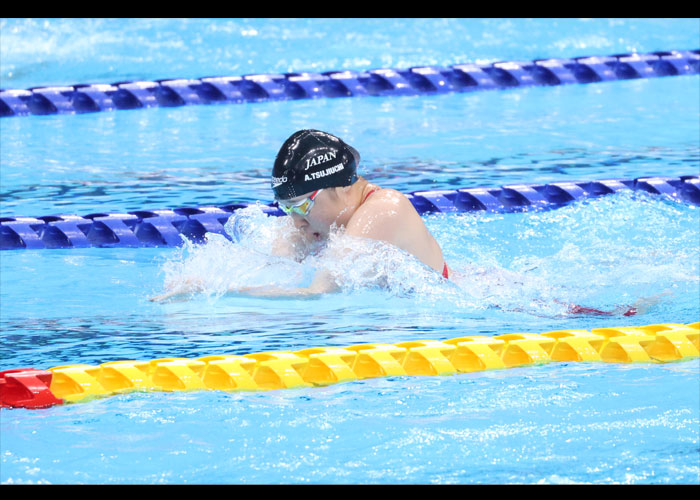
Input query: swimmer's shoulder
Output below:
<box><xmin>359</xmin><ymin>186</ymin><xmax>413</xmax><ymax>212</ymax></box>
<box><xmin>348</xmin><ymin>187</ymin><xmax>421</xmax><ymax>239</ymax></box>
<box><xmin>360</xmin><ymin>188</ymin><xmax>424</xmax><ymax>225</ymax></box>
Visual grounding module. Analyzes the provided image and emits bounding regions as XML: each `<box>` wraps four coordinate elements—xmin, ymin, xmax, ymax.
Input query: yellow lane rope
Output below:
<box><xmin>46</xmin><ymin>322</ymin><xmax>699</xmax><ymax>403</ymax></box>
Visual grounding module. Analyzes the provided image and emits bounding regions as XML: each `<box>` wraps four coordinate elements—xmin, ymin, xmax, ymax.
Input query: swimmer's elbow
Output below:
<box><xmin>307</xmin><ymin>269</ymin><xmax>339</xmax><ymax>294</ymax></box>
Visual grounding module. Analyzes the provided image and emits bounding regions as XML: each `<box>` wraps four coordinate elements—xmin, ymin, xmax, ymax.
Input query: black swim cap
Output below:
<box><xmin>271</xmin><ymin>129</ymin><xmax>360</xmax><ymax>200</ymax></box>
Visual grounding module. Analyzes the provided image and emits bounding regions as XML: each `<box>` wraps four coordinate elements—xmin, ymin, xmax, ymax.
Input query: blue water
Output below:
<box><xmin>1</xmin><ymin>18</ymin><xmax>699</xmax><ymax>484</ymax></box>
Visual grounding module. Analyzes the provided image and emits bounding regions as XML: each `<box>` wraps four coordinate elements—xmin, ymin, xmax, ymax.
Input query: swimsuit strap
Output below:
<box><xmin>362</xmin><ymin>188</ymin><xmax>379</xmax><ymax>204</ymax></box>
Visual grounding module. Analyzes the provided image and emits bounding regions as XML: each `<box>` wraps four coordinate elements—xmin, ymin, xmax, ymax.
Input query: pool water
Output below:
<box><xmin>1</xmin><ymin>18</ymin><xmax>699</xmax><ymax>484</ymax></box>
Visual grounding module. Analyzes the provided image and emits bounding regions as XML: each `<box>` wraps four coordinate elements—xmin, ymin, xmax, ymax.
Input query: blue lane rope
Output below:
<box><xmin>1</xmin><ymin>176</ymin><xmax>698</xmax><ymax>250</ymax></box>
<box><xmin>1</xmin><ymin>50</ymin><xmax>698</xmax><ymax>117</ymax></box>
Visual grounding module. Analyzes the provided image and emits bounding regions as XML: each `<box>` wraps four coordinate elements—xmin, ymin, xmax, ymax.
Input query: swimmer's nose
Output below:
<box><xmin>291</xmin><ymin>213</ymin><xmax>308</xmax><ymax>230</ymax></box>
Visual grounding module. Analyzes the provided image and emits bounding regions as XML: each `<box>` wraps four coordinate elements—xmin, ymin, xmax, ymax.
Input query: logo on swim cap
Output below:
<box><xmin>271</xmin><ymin>176</ymin><xmax>287</xmax><ymax>188</ymax></box>
<box><xmin>271</xmin><ymin>130</ymin><xmax>360</xmax><ymax>200</ymax></box>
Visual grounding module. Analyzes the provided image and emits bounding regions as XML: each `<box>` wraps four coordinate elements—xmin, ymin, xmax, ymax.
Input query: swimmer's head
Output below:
<box><xmin>271</xmin><ymin>129</ymin><xmax>359</xmax><ymax>201</ymax></box>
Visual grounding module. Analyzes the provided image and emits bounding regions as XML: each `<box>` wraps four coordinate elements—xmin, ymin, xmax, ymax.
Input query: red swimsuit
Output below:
<box><xmin>363</xmin><ymin>188</ymin><xmax>450</xmax><ymax>280</ymax></box>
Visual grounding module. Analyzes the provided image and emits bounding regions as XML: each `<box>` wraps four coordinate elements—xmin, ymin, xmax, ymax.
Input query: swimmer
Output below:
<box><xmin>247</xmin><ymin>129</ymin><xmax>449</xmax><ymax>297</ymax></box>
<box><xmin>149</xmin><ymin>129</ymin><xmax>651</xmax><ymax>315</ymax></box>
<box><xmin>150</xmin><ymin>129</ymin><xmax>449</xmax><ymax>302</ymax></box>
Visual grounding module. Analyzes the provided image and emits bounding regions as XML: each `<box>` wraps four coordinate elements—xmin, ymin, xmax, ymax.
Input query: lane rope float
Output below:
<box><xmin>1</xmin><ymin>50</ymin><xmax>698</xmax><ymax>117</ymax></box>
<box><xmin>1</xmin><ymin>322</ymin><xmax>698</xmax><ymax>409</ymax></box>
<box><xmin>2</xmin><ymin>175</ymin><xmax>698</xmax><ymax>250</ymax></box>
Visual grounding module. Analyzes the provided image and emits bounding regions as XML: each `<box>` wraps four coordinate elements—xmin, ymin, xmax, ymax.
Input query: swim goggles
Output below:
<box><xmin>278</xmin><ymin>189</ymin><xmax>321</xmax><ymax>217</ymax></box>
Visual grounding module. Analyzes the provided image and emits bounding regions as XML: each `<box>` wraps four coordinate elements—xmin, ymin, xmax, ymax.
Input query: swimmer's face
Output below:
<box><xmin>285</xmin><ymin>189</ymin><xmax>341</xmax><ymax>240</ymax></box>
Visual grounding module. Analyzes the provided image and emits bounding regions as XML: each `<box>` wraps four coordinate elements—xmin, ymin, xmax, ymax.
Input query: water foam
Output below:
<box><xmin>156</xmin><ymin>193</ymin><xmax>699</xmax><ymax>318</ymax></box>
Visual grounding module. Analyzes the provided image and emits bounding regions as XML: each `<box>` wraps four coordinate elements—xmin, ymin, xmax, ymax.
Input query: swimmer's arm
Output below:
<box><xmin>233</xmin><ymin>268</ymin><xmax>339</xmax><ymax>298</ymax></box>
<box><xmin>149</xmin><ymin>271</ymin><xmax>338</xmax><ymax>302</ymax></box>
<box><xmin>149</xmin><ymin>289</ymin><xmax>189</xmax><ymax>303</ymax></box>
<box><xmin>149</xmin><ymin>276</ymin><xmax>205</xmax><ymax>303</ymax></box>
